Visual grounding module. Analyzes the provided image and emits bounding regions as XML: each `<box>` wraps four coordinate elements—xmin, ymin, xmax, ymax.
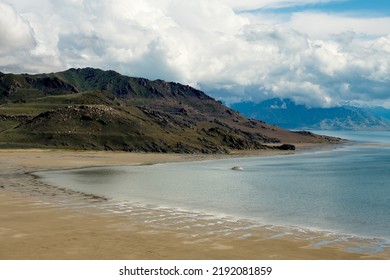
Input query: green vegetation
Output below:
<box><xmin>0</xmin><ymin>68</ymin><xmax>339</xmax><ymax>152</ymax></box>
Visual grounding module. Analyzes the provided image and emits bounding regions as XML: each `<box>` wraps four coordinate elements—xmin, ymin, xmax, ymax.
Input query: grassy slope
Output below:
<box><xmin>0</xmin><ymin>68</ymin><xmax>340</xmax><ymax>152</ymax></box>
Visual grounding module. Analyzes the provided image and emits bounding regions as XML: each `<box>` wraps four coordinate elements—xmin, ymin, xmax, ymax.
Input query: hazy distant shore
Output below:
<box><xmin>1</xmin><ymin>145</ymin><xmax>386</xmax><ymax>260</ymax></box>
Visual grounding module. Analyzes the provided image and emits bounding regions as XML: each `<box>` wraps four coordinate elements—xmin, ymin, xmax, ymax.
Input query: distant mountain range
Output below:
<box><xmin>231</xmin><ymin>98</ymin><xmax>390</xmax><ymax>131</ymax></box>
<box><xmin>0</xmin><ymin>68</ymin><xmax>339</xmax><ymax>153</ymax></box>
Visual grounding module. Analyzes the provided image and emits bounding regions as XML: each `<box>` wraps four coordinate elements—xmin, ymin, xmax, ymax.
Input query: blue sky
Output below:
<box><xmin>307</xmin><ymin>0</ymin><xmax>390</xmax><ymax>14</ymax></box>
<box><xmin>236</xmin><ymin>0</ymin><xmax>390</xmax><ymax>12</ymax></box>
<box><xmin>254</xmin><ymin>0</ymin><xmax>390</xmax><ymax>15</ymax></box>
<box><xmin>1</xmin><ymin>0</ymin><xmax>389</xmax><ymax>108</ymax></box>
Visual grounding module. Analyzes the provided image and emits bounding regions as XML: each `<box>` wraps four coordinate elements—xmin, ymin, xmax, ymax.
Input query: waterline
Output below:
<box><xmin>33</xmin><ymin>131</ymin><xmax>390</xmax><ymax>256</ymax></box>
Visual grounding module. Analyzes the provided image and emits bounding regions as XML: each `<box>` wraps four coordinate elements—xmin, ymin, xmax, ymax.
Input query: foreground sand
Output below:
<box><xmin>0</xmin><ymin>149</ymin><xmax>387</xmax><ymax>259</ymax></box>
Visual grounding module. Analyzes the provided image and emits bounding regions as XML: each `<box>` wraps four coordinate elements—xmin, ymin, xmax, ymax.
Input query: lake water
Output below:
<box><xmin>36</xmin><ymin>131</ymin><xmax>390</xmax><ymax>246</ymax></box>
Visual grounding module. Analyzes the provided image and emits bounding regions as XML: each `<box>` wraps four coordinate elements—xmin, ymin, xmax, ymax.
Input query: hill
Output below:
<box><xmin>231</xmin><ymin>99</ymin><xmax>390</xmax><ymax>131</ymax></box>
<box><xmin>0</xmin><ymin>68</ymin><xmax>340</xmax><ymax>153</ymax></box>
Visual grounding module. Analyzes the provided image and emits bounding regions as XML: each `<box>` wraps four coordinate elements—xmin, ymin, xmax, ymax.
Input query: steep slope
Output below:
<box><xmin>0</xmin><ymin>69</ymin><xmax>341</xmax><ymax>152</ymax></box>
<box><xmin>231</xmin><ymin>99</ymin><xmax>390</xmax><ymax>131</ymax></box>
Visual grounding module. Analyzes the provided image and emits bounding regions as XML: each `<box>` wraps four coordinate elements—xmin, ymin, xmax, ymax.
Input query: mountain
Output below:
<box><xmin>231</xmin><ymin>98</ymin><xmax>390</xmax><ymax>131</ymax></box>
<box><xmin>365</xmin><ymin>106</ymin><xmax>390</xmax><ymax>121</ymax></box>
<box><xmin>0</xmin><ymin>68</ymin><xmax>340</xmax><ymax>153</ymax></box>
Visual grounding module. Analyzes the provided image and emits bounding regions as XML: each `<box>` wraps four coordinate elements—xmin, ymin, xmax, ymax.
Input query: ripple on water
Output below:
<box><xmin>10</xmin><ymin>173</ymin><xmax>390</xmax><ymax>259</ymax></box>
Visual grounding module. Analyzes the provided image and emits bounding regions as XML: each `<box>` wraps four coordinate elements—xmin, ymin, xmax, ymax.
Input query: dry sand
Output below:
<box><xmin>0</xmin><ymin>148</ymin><xmax>388</xmax><ymax>260</ymax></box>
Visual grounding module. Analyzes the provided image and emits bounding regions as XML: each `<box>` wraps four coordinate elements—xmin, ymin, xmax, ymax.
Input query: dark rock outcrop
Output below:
<box><xmin>275</xmin><ymin>144</ymin><xmax>296</xmax><ymax>150</ymax></box>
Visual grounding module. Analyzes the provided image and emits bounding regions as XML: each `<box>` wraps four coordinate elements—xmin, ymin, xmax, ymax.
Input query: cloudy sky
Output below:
<box><xmin>1</xmin><ymin>0</ymin><xmax>389</xmax><ymax>108</ymax></box>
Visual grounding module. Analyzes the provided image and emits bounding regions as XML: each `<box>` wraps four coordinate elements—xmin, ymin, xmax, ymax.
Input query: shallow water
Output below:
<box><xmin>36</xmin><ymin>131</ymin><xmax>390</xmax><ymax>251</ymax></box>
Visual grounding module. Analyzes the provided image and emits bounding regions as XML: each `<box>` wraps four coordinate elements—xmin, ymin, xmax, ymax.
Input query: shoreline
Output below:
<box><xmin>1</xmin><ymin>145</ymin><xmax>388</xmax><ymax>260</ymax></box>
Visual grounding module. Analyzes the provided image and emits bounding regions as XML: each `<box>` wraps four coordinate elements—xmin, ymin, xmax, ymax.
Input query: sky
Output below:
<box><xmin>0</xmin><ymin>0</ymin><xmax>389</xmax><ymax>108</ymax></box>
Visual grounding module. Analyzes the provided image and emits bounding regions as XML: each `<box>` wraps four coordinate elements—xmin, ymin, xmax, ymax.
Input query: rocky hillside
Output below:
<box><xmin>0</xmin><ymin>68</ymin><xmax>340</xmax><ymax>153</ymax></box>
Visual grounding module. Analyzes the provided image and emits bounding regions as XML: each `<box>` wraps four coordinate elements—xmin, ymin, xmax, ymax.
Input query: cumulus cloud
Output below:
<box><xmin>0</xmin><ymin>1</ymin><xmax>36</xmax><ymax>55</ymax></box>
<box><xmin>0</xmin><ymin>0</ymin><xmax>389</xmax><ymax>108</ymax></box>
<box><xmin>289</xmin><ymin>12</ymin><xmax>390</xmax><ymax>39</ymax></box>
<box><xmin>224</xmin><ymin>0</ymin><xmax>338</xmax><ymax>11</ymax></box>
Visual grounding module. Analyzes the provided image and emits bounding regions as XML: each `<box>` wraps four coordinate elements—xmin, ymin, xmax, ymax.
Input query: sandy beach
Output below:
<box><xmin>0</xmin><ymin>148</ymin><xmax>387</xmax><ymax>260</ymax></box>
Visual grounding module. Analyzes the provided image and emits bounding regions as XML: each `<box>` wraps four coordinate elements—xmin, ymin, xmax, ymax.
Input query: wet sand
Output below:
<box><xmin>0</xmin><ymin>149</ymin><xmax>387</xmax><ymax>259</ymax></box>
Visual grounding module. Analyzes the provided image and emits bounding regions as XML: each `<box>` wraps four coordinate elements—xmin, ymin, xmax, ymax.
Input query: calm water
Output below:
<box><xmin>37</xmin><ymin>131</ymin><xmax>390</xmax><ymax>241</ymax></box>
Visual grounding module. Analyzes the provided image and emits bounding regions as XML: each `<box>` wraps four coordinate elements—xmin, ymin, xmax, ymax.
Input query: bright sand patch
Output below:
<box><xmin>0</xmin><ymin>149</ymin><xmax>387</xmax><ymax>259</ymax></box>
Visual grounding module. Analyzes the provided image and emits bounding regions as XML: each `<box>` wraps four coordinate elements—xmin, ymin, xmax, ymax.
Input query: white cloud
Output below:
<box><xmin>223</xmin><ymin>0</ymin><xmax>338</xmax><ymax>11</ymax></box>
<box><xmin>0</xmin><ymin>1</ymin><xmax>36</xmax><ymax>55</ymax></box>
<box><xmin>289</xmin><ymin>12</ymin><xmax>390</xmax><ymax>38</ymax></box>
<box><xmin>0</xmin><ymin>0</ymin><xmax>389</xmax><ymax>108</ymax></box>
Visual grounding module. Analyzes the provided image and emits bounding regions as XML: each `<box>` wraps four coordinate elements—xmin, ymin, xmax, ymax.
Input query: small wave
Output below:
<box><xmin>18</xmin><ymin>172</ymin><xmax>390</xmax><ymax>258</ymax></box>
